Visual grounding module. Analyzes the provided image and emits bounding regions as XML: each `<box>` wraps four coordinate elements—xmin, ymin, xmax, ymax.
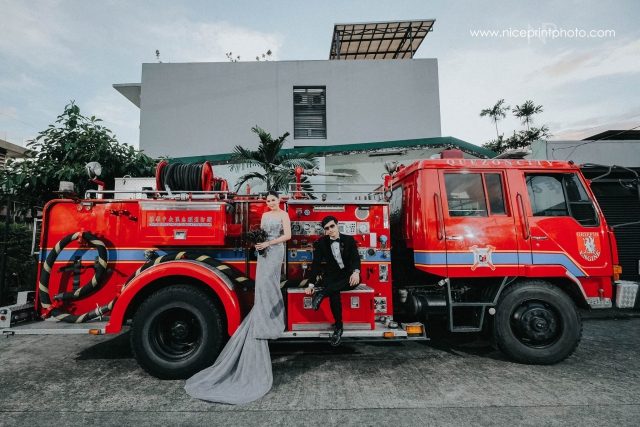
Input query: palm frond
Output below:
<box><xmin>230</xmin><ymin>126</ymin><xmax>318</xmax><ymax>192</ymax></box>
<box><xmin>252</xmin><ymin>126</ymin><xmax>290</xmax><ymax>164</ymax></box>
<box><xmin>271</xmin><ymin>170</ymin><xmax>295</xmax><ymax>193</ymax></box>
<box><xmin>278</xmin><ymin>152</ymin><xmax>317</xmax><ymax>170</ymax></box>
<box><xmin>230</xmin><ymin>145</ymin><xmax>266</xmax><ymax>171</ymax></box>
<box><xmin>234</xmin><ymin>171</ymin><xmax>267</xmax><ymax>192</ymax></box>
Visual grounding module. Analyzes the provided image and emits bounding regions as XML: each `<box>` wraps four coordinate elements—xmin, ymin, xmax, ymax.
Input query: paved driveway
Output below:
<box><xmin>1</xmin><ymin>317</ymin><xmax>639</xmax><ymax>426</ymax></box>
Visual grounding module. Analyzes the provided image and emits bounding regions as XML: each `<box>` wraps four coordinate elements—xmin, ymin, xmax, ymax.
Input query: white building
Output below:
<box><xmin>0</xmin><ymin>138</ymin><xmax>28</xmax><ymax>170</ymax></box>
<box><xmin>531</xmin><ymin>138</ymin><xmax>640</xmax><ymax>168</ymax></box>
<box><xmin>115</xmin><ymin>58</ymin><xmax>443</xmax><ymax>159</ymax></box>
<box><xmin>114</xmin><ymin>21</ymin><xmax>494</xmax><ymax>191</ymax></box>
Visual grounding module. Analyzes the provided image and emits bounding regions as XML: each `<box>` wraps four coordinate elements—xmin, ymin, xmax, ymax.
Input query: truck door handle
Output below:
<box><xmin>446</xmin><ymin>235</ymin><xmax>463</xmax><ymax>241</ymax></box>
<box><xmin>531</xmin><ymin>236</ymin><xmax>548</xmax><ymax>241</ymax></box>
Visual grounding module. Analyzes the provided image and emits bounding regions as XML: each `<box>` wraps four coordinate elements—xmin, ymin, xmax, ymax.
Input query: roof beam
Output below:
<box><xmin>329</xmin><ymin>20</ymin><xmax>435</xmax><ymax>60</ymax></box>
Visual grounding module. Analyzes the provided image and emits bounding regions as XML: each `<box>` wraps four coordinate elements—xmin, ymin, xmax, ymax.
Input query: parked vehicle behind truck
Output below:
<box><xmin>1</xmin><ymin>152</ymin><xmax>637</xmax><ymax>378</ymax></box>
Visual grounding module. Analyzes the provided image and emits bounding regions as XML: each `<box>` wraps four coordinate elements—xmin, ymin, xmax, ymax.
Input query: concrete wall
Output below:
<box><xmin>139</xmin><ymin>59</ymin><xmax>441</xmax><ymax>158</ymax></box>
<box><xmin>531</xmin><ymin>140</ymin><xmax>640</xmax><ymax>167</ymax></box>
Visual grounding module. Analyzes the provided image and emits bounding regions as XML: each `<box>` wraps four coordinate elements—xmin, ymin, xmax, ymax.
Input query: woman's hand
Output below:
<box><xmin>255</xmin><ymin>241</ymin><xmax>270</xmax><ymax>251</ymax></box>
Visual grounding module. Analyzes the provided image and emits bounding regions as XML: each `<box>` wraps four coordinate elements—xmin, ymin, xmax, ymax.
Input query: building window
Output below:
<box><xmin>293</xmin><ymin>86</ymin><xmax>326</xmax><ymax>139</ymax></box>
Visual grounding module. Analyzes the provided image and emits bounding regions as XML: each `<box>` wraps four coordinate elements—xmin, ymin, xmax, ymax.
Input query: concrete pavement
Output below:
<box><xmin>1</xmin><ymin>317</ymin><xmax>639</xmax><ymax>426</ymax></box>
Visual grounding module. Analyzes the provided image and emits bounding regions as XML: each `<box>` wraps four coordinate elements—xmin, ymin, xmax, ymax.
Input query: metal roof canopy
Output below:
<box><xmin>329</xmin><ymin>20</ymin><xmax>435</xmax><ymax>60</ymax></box>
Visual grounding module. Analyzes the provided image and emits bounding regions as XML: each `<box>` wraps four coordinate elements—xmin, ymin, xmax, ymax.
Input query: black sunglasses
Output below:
<box><xmin>323</xmin><ymin>223</ymin><xmax>336</xmax><ymax>230</ymax></box>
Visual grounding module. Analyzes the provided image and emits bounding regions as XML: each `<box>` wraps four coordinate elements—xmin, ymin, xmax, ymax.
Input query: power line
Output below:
<box><xmin>551</xmin><ymin>123</ymin><xmax>640</xmax><ymax>160</ymax></box>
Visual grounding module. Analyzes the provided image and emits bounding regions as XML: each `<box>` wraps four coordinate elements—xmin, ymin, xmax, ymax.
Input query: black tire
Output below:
<box><xmin>494</xmin><ymin>280</ymin><xmax>582</xmax><ymax>365</ymax></box>
<box><xmin>130</xmin><ymin>285</ymin><xmax>225</xmax><ymax>379</ymax></box>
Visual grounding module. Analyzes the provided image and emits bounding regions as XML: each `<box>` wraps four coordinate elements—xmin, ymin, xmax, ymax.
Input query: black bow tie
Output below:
<box><xmin>330</xmin><ymin>237</ymin><xmax>340</xmax><ymax>242</ymax></box>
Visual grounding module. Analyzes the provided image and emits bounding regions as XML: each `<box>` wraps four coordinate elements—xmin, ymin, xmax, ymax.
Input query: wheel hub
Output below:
<box><xmin>512</xmin><ymin>302</ymin><xmax>560</xmax><ymax>346</ymax></box>
<box><xmin>171</xmin><ymin>320</ymin><xmax>189</xmax><ymax>340</ymax></box>
<box><xmin>150</xmin><ymin>307</ymin><xmax>202</xmax><ymax>361</ymax></box>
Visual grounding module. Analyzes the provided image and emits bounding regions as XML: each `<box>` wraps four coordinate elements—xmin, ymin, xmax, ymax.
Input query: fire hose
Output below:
<box><xmin>155</xmin><ymin>160</ymin><xmax>228</xmax><ymax>193</ymax></box>
<box><xmin>39</xmin><ymin>232</ymin><xmax>255</xmax><ymax>323</ymax></box>
<box><xmin>39</xmin><ymin>232</ymin><xmax>109</xmax><ymax>322</ymax></box>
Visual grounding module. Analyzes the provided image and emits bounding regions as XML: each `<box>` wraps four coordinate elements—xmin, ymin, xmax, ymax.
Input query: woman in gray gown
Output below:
<box><xmin>185</xmin><ymin>191</ymin><xmax>291</xmax><ymax>404</ymax></box>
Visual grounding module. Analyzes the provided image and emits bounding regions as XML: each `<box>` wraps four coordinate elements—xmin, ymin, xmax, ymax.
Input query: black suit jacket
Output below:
<box><xmin>308</xmin><ymin>233</ymin><xmax>361</xmax><ymax>285</ymax></box>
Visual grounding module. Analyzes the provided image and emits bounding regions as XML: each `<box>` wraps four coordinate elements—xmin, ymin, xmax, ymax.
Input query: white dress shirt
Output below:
<box><xmin>330</xmin><ymin>238</ymin><xmax>345</xmax><ymax>269</ymax></box>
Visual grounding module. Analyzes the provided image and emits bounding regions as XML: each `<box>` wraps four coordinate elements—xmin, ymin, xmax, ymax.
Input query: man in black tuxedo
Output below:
<box><xmin>305</xmin><ymin>215</ymin><xmax>361</xmax><ymax>346</ymax></box>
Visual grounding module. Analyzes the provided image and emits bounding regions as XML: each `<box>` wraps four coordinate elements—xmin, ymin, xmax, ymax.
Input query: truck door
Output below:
<box><xmin>521</xmin><ymin>171</ymin><xmax>612</xmax><ymax>283</ymax></box>
<box><xmin>439</xmin><ymin>170</ymin><xmax>522</xmax><ymax>277</ymax></box>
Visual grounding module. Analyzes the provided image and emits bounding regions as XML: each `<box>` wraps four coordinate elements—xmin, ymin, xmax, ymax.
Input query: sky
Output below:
<box><xmin>1</xmin><ymin>0</ymin><xmax>639</xmax><ymax>151</ymax></box>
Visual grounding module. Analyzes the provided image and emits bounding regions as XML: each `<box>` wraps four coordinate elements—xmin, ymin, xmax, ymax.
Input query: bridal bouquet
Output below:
<box><xmin>244</xmin><ymin>227</ymin><xmax>269</xmax><ymax>257</ymax></box>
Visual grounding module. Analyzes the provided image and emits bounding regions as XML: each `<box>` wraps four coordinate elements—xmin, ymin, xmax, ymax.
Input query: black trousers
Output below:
<box><xmin>322</xmin><ymin>273</ymin><xmax>351</xmax><ymax>329</ymax></box>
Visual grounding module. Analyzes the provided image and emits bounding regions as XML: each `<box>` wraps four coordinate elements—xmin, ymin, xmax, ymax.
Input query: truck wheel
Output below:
<box><xmin>131</xmin><ymin>285</ymin><xmax>224</xmax><ymax>379</ymax></box>
<box><xmin>494</xmin><ymin>280</ymin><xmax>581</xmax><ymax>365</ymax></box>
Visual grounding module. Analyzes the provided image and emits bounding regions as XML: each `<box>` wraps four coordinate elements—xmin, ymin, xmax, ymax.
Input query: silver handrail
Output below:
<box><xmin>84</xmin><ymin>189</ymin><xmax>233</xmax><ymax>200</ymax></box>
<box><xmin>287</xmin><ymin>182</ymin><xmax>385</xmax><ymax>198</ymax></box>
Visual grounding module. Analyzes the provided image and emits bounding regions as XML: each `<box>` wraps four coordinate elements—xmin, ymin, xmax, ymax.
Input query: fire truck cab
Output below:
<box><xmin>389</xmin><ymin>156</ymin><xmax>625</xmax><ymax>365</ymax></box>
<box><xmin>1</xmin><ymin>154</ymin><xmax>636</xmax><ymax>379</ymax></box>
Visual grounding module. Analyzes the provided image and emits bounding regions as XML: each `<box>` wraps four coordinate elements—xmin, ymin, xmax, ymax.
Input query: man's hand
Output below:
<box><xmin>349</xmin><ymin>271</ymin><xmax>360</xmax><ymax>287</ymax></box>
<box><xmin>304</xmin><ymin>285</ymin><xmax>315</xmax><ymax>295</ymax></box>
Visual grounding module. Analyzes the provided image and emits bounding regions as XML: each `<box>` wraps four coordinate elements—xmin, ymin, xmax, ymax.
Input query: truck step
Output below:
<box><xmin>278</xmin><ymin>321</ymin><xmax>427</xmax><ymax>341</ymax></box>
<box><xmin>451</xmin><ymin>326</ymin><xmax>483</xmax><ymax>333</ymax></box>
<box><xmin>2</xmin><ymin>318</ymin><xmax>109</xmax><ymax>336</ymax></box>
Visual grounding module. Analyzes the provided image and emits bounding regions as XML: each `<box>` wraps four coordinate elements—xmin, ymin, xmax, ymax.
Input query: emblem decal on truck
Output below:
<box><xmin>470</xmin><ymin>245</ymin><xmax>496</xmax><ymax>271</ymax></box>
<box><xmin>577</xmin><ymin>232</ymin><xmax>601</xmax><ymax>261</ymax></box>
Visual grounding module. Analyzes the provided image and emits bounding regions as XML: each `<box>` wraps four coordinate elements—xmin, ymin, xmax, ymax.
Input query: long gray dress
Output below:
<box><xmin>185</xmin><ymin>215</ymin><xmax>285</xmax><ymax>404</ymax></box>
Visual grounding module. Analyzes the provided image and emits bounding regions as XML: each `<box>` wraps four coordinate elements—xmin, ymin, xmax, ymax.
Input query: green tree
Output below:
<box><xmin>230</xmin><ymin>126</ymin><xmax>316</xmax><ymax>192</ymax></box>
<box><xmin>481</xmin><ymin>135</ymin><xmax>507</xmax><ymax>154</ymax></box>
<box><xmin>0</xmin><ymin>102</ymin><xmax>156</xmax><ymax>205</ymax></box>
<box><xmin>0</xmin><ymin>223</ymin><xmax>37</xmax><ymax>296</ymax></box>
<box><xmin>481</xmin><ymin>99</ymin><xmax>551</xmax><ymax>154</ymax></box>
<box><xmin>508</xmin><ymin>125</ymin><xmax>551</xmax><ymax>149</ymax></box>
<box><xmin>480</xmin><ymin>99</ymin><xmax>510</xmax><ymax>140</ymax></box>
<box><xmin>483</xmin><ymin>125</ymin><xmax>551</xmax><ymax>153</ymax></box>
<box><xmin>512</xmin><ymin>100</ymin><xmax>543</xmax><ymax>131</ymax></box>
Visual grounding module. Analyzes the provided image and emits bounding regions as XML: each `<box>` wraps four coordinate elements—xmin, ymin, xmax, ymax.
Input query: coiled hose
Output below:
<box><xmin>156</xmin><ymin>161</ymin><xmax>214</xmax><ymax>192</ymax></box>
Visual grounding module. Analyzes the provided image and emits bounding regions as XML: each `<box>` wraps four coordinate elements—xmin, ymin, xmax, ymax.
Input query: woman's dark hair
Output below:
<box><xmin>266</xmin><ymin>190</ymin><xmax>279</xmax><ymax>198</ymax></box>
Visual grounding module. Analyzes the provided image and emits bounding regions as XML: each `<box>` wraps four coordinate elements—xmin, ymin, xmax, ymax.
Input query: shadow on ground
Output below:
<box><xmin>78</xmin><ymin>321</ymin><xmax>594</xmax><ymax>364</ymax></box>
<box><xmin>76</xmin><ymin>331</ymin><xmax>132</xmax><ymax>360</ymax></box>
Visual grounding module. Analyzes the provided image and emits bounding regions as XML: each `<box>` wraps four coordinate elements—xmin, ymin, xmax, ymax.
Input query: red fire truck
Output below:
<box><xmin>1</xmin><ymin>152</ymin><xmax>637</xmax><ymax>379</ymax></box>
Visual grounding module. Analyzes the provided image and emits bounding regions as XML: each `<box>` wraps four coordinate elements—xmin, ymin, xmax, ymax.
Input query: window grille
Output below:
<box><xmin>293</xmin><ymin>87</ymin><xmax>326</xmax><ymax>139</ymax></box>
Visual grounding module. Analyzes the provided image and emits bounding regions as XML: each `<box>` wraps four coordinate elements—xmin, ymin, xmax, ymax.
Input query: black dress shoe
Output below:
<box><xmin>311</xmin><ymin>291</ymin><xmax>325</xmax><ymax>311</ymax></box>
<box><xmin>330</xmin><ymin>327</ymin><xmax>343</xmax><ymax>347</ymax></box>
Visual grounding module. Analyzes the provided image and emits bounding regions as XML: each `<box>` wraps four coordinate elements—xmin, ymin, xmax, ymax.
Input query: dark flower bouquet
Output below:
<box><xmin>244</xmin><ymin>227</ymin><xmax>269</xmax><ymax>256</ymax></box>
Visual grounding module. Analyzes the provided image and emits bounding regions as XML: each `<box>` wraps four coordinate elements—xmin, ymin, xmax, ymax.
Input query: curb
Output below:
<box><xmin>580</xmin><ymin>308</ymin><xmax>640</xmax><ymax>320</ymax></box>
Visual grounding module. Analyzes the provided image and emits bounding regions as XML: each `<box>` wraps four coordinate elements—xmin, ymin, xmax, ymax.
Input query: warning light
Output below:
<box><xmin>613</xmin><ymin>265</ymin><xmax>622</xmax><ymax>281</ymax></box>
<box><xmin>404</xmin><ymin>323</ymin><xmax>424</xmax><ymax>336</ymax></box>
